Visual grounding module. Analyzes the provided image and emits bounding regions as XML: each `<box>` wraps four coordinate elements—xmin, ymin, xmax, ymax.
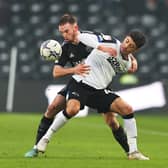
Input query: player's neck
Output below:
<box><xmin>72</xmin><ymin>31</ymin><xmax>81</xmax><ymax>45</ymax></box>
<box><xmin>120</xmin><ymin>49</ymin><xmax>129</xmax><ymax>60</ymax></box>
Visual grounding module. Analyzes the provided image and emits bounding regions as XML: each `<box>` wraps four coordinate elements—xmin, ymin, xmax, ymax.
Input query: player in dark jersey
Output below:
<box><xmin>24</xmin><ymin>14</ymin><xmax>137</xmax><ymax>158</ymax></box>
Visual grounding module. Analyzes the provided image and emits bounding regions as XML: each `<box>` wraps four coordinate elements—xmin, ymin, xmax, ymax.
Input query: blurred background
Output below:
<box><xmin>0</xmin><ymin>0</ymin><xmax>167</xmax><ymax>113</ymax></box>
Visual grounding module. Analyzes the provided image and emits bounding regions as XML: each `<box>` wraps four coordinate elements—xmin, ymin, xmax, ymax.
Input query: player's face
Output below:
<box><xmin>120</xmin><ymin>36</ymin><xmax>137</xmax><ymax>55</ymax></box>
<box><xmin>59</xmin><ymin>23</ymin><xmax>78</xmax><ymax>42</ymax></box>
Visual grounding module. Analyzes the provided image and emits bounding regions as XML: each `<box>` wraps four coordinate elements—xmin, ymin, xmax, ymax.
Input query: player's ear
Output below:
<box><xmin>74</xmin><ymin>24</ymin><xmax>78</xmax><ymax>31</ymax></box>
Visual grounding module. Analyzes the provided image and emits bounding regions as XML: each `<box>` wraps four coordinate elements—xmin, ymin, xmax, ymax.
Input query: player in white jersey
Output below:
<box><xmin>73</xmin><ymin>34</ymin><xmax>131</xmax><ymax>89</ymax></box>
<box><xmin>37</xmin><ymin>28</ymin><xmax>150</xmax><ymax>160</ymax></box>
<box><xmin>25</xmin><ymin>14</ymin><xmax>133</xmax><ymax>158</ymax></box>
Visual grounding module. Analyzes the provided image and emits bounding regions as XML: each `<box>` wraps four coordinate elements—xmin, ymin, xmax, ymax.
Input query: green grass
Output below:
<box><xmin>0</xmin><ymin>113</ymin><xmax>168</xmax><ymax>168</ymax></box>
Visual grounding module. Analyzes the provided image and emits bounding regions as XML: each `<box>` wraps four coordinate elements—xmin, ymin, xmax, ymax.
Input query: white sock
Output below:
<box><xmin>124</xmin><ymin>118</ymin><xmax>138</xmax><ymax>153</ymax></box>
<box><xmin>43</xmin><ymin>111</ymin><xmax>68</xmax><ymax>141</ymax></box>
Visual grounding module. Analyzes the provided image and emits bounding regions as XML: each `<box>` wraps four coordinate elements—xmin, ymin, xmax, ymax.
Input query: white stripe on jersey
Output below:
<box><xmin>73</xmin><ymin>41</ymin><xmax>131</xmax><ymax>89</ymax></box>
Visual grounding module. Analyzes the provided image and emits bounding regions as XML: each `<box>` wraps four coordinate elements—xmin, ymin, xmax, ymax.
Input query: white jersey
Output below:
<box><xmin>73</xmin><ymin>32</ymin><xmax>132</xmax><ymax>89</ymax></box>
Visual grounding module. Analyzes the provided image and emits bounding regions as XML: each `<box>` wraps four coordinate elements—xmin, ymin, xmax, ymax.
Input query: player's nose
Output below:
<box><xmin>124</xmin><ymin>43</ymin><xmax>129</xmax><ymax>48</ymax></box>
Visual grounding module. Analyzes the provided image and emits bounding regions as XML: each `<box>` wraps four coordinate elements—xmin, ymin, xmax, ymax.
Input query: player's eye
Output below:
<box><xmin>126</xmin><ymin>39</ymin><xmax>129</xmax><ymax>43</ymax></box>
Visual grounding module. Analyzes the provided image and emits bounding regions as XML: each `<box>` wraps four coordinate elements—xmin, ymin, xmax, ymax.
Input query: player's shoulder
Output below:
<box><xmin>61</xmin><ymin>40</ymin><xmax>76</xmax><ymax>50</ymax></box>
<box><xmin>102</xmin><ymin>35</ymin><xmax>119</xmax><ymax>44</ymax></box>
<box><xmin>61</xmin><ymin>39</ymin><xmax>85</xmax><ymax>50</ymax></box>
<box><xmin>80</xmin><ymin>30</ymin><xmax>103</xmax><ymax>37</ymax></box>
<box><xmin>82</xmin><ymin>30</ymin><xmax>119</xmax><ymax>44</ymax></box>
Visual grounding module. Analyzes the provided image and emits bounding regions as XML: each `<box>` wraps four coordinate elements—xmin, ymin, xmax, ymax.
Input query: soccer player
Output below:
<box><xmin>36</xmin><ymin>26</ymin><xmax>149</xmax><ymax>160</ymax></box>
<box><xmin>24</xmin><ymin>14</ymin><xmax>137</xmax><ymax>159</ymax></box>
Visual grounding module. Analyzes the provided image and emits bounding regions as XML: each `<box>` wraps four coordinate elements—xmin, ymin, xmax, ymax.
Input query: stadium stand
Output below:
<box><xmin>1</xmin><ymin>0</ymin><xmax>168</xmax><ymax>84</ymax></box>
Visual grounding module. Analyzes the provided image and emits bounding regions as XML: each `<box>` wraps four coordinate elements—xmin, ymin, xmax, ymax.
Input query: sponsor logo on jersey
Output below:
<box><xmin>107</xmin><ymin>57</ymin><xmax>123</xmax><ymax>73</ymax></box>
<box><xmin>71</xmin><ymin>92</ymin><xmax>80</xmax><ymax>97</ymax></box>
<box><xmin>69</xmin><ymin>53</ymin><xmax>75</xmax><ymax>58</ymax></box>
<box><xmin>104</xmin><ymin>89</ymin><xmax>113</xmax><ymax>94</ymax></box>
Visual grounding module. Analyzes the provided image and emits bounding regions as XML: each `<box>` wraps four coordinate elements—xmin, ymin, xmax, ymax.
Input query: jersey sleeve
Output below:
<box><xmin>54</xmin><ymin>42</ymin><xmax>69</xmax><ymax>67</ymax></box>
<box><xmin>78</xmin><ymin>33</ymin><xmax>100</xmax><ymax>49</ymax></box>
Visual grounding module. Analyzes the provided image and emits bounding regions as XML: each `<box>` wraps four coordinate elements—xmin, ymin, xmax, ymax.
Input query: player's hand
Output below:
<box><xmin>128</xmin><ymin>64</ymin><xmax>137</xmax><ymax>73</ymax></box>
<box><xmin>74</xmin><ymin>63</ymin><xmax>90</xmax><ymax>76</ymax></box>
<box><xmin>128</xmin><ymin>54</ymin><xmax>138</xmax><ymax>73</ymax></box>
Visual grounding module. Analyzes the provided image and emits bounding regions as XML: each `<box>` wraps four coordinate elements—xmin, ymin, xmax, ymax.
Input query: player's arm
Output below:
<box><xmin>127</xmin><ymin>54</ymin><xmax>138</xmax><ymax>73</ymax></box>
<box><xmin>53</xmin><ymin>64</ymin><xmax>90</xmax><ymax>78</ymax></box>
<box><xmin>78</xmin><ymin>33</ymin><xmax>117</xmax><ymax>56</ymax></box>
<box><xmin>97</xmin><ymin>45</ymin><xmax>117</xmax><ymax>56</ymax></box>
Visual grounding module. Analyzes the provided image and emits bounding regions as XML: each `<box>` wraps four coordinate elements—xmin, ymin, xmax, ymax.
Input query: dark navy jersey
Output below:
<box><xmin>55</xmin><ymin>41</ymin><xmax>92</xmax><ymax>67</ymax></box>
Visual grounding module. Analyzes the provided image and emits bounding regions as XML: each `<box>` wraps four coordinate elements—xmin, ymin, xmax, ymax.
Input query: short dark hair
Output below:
<box><xmin>59</xmin><ymin>14</ymin><xmax>77</xmax><ymax>26</ymax></box>
<box><xmin>128</xmin><ymin>30</ymin><xmax>146</xmax><ymax>48</ymax></box>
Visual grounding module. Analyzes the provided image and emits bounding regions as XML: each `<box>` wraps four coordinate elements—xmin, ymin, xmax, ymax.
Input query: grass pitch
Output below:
<box><xmin>0</xmin><ymin>112</ymin><xmax>167</xmax><ymax>168</ymax></box>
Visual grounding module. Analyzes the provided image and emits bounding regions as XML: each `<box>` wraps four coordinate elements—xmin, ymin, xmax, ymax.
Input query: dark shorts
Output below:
<box><xmin>57</xmin><ymin>85</ymin><xmax>68</xmax><ymax>97</ymax></box>
<box><xmin>66</xmin><ymin>78</ymin><xmax>119</xmax><ymax>113</ymax></box>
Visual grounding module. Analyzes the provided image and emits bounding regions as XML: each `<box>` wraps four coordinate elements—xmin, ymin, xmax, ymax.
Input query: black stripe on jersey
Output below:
<box><xmin>101</xmin><ymin>37</ymin><xmax>117</xmax><ymax>43</ymax></box>
<box><xmin>80</xmin><ymin>30</ymin><xmax>100</xmax><ymax>35</ymax></box>
<box><xmin>98</xmin><ymin>33</ymin><xmax>117</xmax><ymax>44</ymax></box>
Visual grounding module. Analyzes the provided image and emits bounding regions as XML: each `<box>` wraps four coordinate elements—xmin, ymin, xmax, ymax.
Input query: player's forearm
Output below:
<box><xmin>53</xmin><ymin>66</ymin><xmax>75</xmax><ymax>78</ymax></box>
<box><xmin>78</xmin><ymin>33</ymin><xmax>117</xmax><ymax>56</ymax></box>
<box><xmin>97</xmin><ymin>45</ymin><xmax>117</xmax><ymax>56</ymax></box>
<box><xmin>128</xmin><ymin>54</ymin><xmax>138</xmax><ymax>73</ymax></box>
